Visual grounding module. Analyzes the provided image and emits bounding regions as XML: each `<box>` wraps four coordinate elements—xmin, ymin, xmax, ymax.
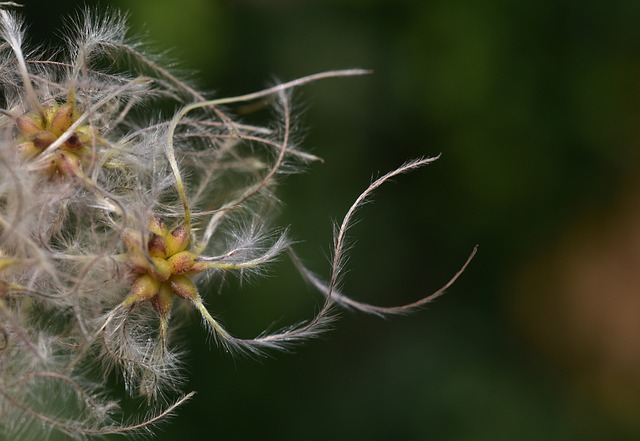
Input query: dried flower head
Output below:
<box><xmin>0</xmin><ymin>3</ymin><xmax>475</xmax><ymax>440</ymax></box>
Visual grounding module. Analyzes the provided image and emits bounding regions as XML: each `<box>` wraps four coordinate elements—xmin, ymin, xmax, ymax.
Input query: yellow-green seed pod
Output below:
<box><xmin>128</xmin><ymin>251</ymin><xmax>150</xmax><ymax>274</ymax></box>
<box><xmin>54</xmin><ymin>151</ymin><xmax>82</xmax><ymax>177</ymax></box>
<box><xmin>188</xmin><ymin>261</ymin><xmax>208</xmax><ymax>274</ymax></box>
<box><xmin>50</xmin><ymin>103</ymin><xmax>75</xmax><ymax>137</ymax></box>
<box><xmin>152</xmin><ymin>283</ymin><xmax>175</xmax><ymax>317</ymax></box>
<box><xmin>75</xmin><ymin>125</ymin><xmax>97</xmax><ymax>143</ymax></box>
<box><xmin>148</xmin><ymin>233</ymin><xmax>168</xmax><ymax>258</ymax></box>
<box><xmin>17</xmin><ymin>141</ymin><xmax>40</xmax><ymax>160</ymax></box>
<box><xmin>149</xmin><ymin>257</ymin><xmax>172</xmax><ymax>282</ymax></box>
<box><xmin>170</xmin><ymin>275</ymin><xmax>198</xmax><ymax>301</ymax></box>
<box><xmin>42</xmin><ymin>105</ymin><xmax>58</xmax><ymax>128</ymax></box>
<box><xmin>76</xmin><ymin>126</ymin><xmax>104</xmax><ymax>152</ymax></box>
<box><xmin>16</xmin><ymin>113</ymin><xmax>44</xmax><ymax>136</ymax></box>
<box><xmin>31</xmin><ymin>131</ymin><xmax>56</xmax><ymax>149</ymax></box>
<box><xmin>123</xmin><ymin>274</ymin><xmax>160</xmax><ymax>307</ymax></box>
<box><xmin>167</xmin><ymin>251</ymin><xmax>199</xmax><ymax>275</ymax></box>
<box><xmin>148</xmin><ymin>217</ymin><xmax>168</xmax><ymax>237</ymax></box>
<box><xmin>165</xmin><ymin>225</ymin><xmax>189</xmax><ymax>256</ymax></box>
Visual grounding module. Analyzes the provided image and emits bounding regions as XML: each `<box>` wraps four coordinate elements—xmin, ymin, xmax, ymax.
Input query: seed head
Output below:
<box><xmin>0</xmin><ymin>4</ymin><xmax>474</xmax><ymax>440</ymax></box>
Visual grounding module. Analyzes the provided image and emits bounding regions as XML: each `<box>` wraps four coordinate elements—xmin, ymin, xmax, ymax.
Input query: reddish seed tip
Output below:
<box><xmin>167</xmin><ymin>251</ymin><xmax>200</xmax><ymax>275</ymax></box>
<box><xmin>148</xmin><ymin>217</ymin><xmax>168</xmax><ymax>237</ymax></box>
<box><xmin>148</xmin><ymin>233</ymin><xmax>168</xmax><ymax>258</ymax></box>
<box><xmin>32</xmin><ymin>131</ymin><xmax>56</xmax><ymax>149</ymax></box>
<box><xmin>170</xmin><ymin>275</ymin><xmax>198</xmax><ymax>301</ymax></box>
<box><xmin>166</xmin><ymin>225</ymin><xmax>189</xmax><ymax>256</ymax></box>
<box><xmin>152</xmin><ymin>284</ymin><xmax>174</xmax><ymax>316</ymax></box>
<box><xmin>54</xmin><ymin>151</ymin><xmax>82</xmax><ymax>177</ymax></box>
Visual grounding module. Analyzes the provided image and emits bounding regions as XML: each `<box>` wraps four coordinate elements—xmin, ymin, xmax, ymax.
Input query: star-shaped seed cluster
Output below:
<box><xmin>122</xmin><ymin>219</ymin><xmax>207</xmax><ymax>331</ymax></box>
<box><xmin>15</xmin><ymin>100</ymin><xmax>97</xmax><ymax>176</ymax></box>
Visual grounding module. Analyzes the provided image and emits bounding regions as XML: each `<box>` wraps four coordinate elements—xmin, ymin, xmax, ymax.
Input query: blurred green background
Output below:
<box><xmin>23</xmin><ymin>0</ymin><xmax>640</xmax><ymax>439</ymax></box>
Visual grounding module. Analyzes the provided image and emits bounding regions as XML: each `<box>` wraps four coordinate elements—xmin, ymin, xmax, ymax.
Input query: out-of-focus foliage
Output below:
<box><xmin>23</xmin><ymin>0</ymin><xmax>640</xmax><ymax>440</ymax></box>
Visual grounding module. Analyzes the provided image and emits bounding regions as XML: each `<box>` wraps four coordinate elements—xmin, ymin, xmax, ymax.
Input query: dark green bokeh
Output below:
<box><xmin>23</xmin><ymin>0</ymin><xmax>640</xmax><ymax>439</ymax></box>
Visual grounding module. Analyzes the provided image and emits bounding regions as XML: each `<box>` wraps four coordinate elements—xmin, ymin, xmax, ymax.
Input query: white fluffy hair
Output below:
<box><xmin>0</xmin><ymin>4</ymin><xmax>474</xmax><ymax>439</ymax></box>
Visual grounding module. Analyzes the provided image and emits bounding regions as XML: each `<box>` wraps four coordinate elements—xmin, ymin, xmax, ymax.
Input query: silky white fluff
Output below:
<box><xmin>0</xmin><ymin>4</ymin><xmax>472</xmax><ymax>440</ymax></box>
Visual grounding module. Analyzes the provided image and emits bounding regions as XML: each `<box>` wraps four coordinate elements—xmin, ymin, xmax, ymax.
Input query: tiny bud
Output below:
<box><xmin>165</xmin><ymin>224</ymin><xmax>189</xmax><ymax>256</ymax></box>
<box><xmin>122</xmin><ymin>274</ymin><xmax>160</xmax><ymax>307</ymax></box>
<box><xmin>169</xmin><ymin>275</ymin><xmax>198</xmax><ymax>301</ymax></box>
